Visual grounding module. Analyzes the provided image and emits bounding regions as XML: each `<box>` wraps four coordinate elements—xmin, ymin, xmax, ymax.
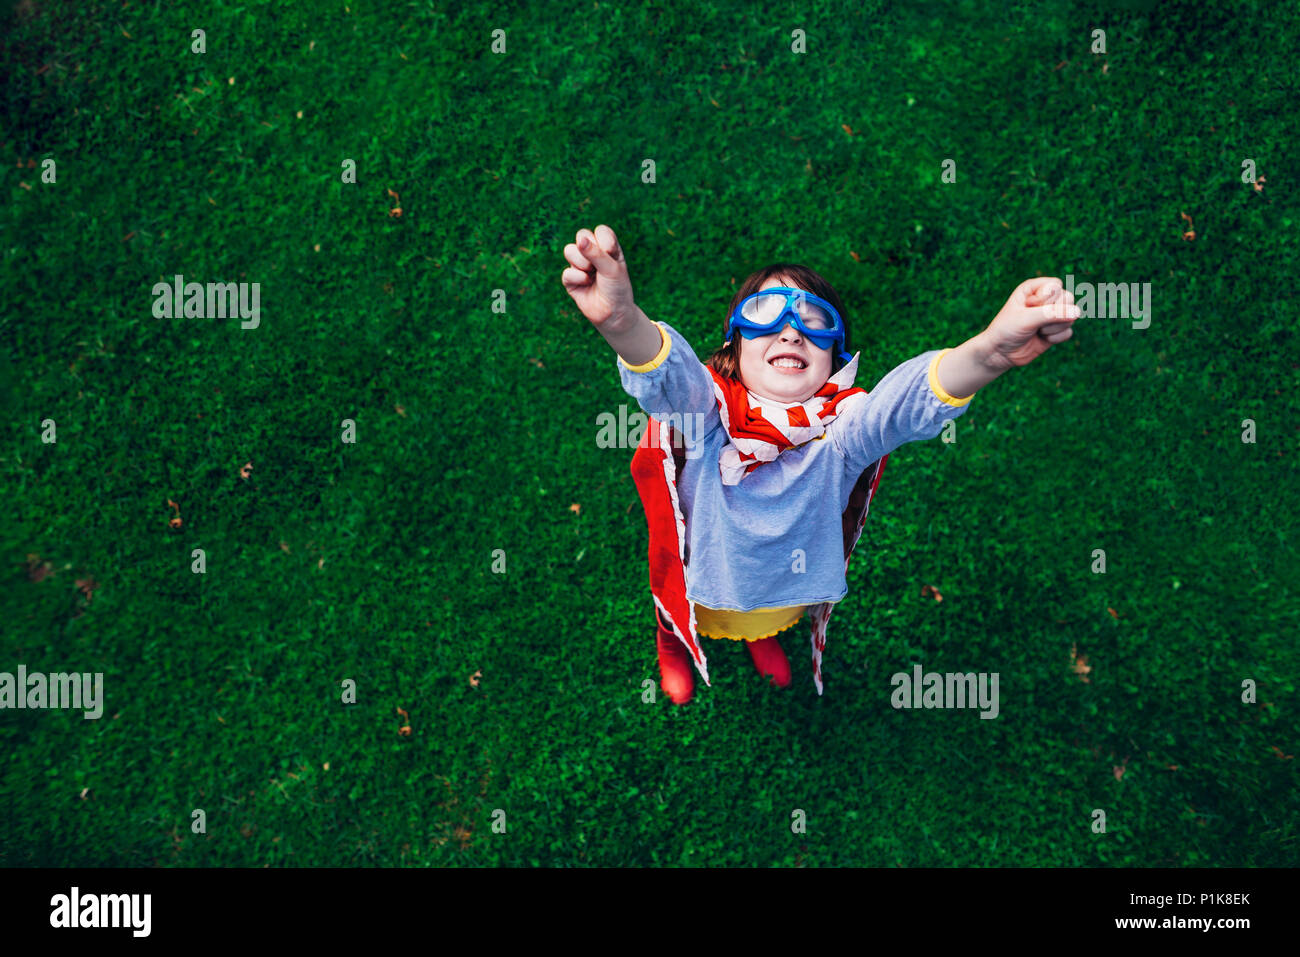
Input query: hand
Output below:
<box><xmin>561</xmin><ymin>225</ymin><xmax>637</xmax><ymax>329</ymax></box>
<box><xmin>979</xmin><ymin>277</ymin><xmax>1080</xmax><ymax>373</ymax></box>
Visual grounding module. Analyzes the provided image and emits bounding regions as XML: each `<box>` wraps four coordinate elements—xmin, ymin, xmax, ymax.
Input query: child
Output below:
<box><xmin>562</xmin><ymin>225</ymin><xmax>1079</xmax><ymax>705</ymax></box>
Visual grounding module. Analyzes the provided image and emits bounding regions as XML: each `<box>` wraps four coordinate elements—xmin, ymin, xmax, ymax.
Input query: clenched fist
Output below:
<box><xmin>561</xmin><ymin>225</ymin><xmax>637</xmax><ymax>329</ymax></box>
<box><xmin>981</xmin><ymin>277</ymin><xmax>1080</xmax><ymax>372</ymax></box>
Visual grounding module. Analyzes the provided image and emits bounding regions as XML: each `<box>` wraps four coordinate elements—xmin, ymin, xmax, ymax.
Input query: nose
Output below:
<box><xmin>777</xmin><ymin>321</ymin><xmax>803</xmax><ymax>342</ymax></box>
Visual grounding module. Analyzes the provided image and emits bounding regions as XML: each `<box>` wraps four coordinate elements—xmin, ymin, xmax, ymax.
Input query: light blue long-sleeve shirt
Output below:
<box><xmin>617</xmin><ymin>320</ymin><xmax>973</xmax><ymax>611</ymax></box>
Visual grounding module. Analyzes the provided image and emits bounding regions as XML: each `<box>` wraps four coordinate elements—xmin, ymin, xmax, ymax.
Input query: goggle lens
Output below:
<box><xmin>740</xmin><ymin>291</ymin><xmax>835</xmax><ymax>331</ymax></box>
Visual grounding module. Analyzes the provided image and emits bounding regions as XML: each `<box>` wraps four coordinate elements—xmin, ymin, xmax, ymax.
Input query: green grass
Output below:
<box><xmin>1</xmin><ymin>0</ymin><xmax>1296</xmax><ymax>866</ymax></box>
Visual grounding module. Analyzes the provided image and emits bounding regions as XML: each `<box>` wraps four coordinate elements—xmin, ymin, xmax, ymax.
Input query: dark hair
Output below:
<box><xmin>705</xmin><ymin>263</ymin><xmax>853</xmax><ymax>381</ymax></box>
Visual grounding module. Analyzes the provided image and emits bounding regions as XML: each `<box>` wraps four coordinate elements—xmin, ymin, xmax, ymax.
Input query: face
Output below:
<box><xmin>736</xmin><ymin>277</ymin><xmax>836</xmax><ymax>403</ymax></box>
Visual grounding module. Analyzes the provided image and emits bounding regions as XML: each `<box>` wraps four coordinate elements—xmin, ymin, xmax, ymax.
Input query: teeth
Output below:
<box><xmin>771</xmin><ymin>357</ymin><xmax>805</xmax><ymax>369</ymax></box>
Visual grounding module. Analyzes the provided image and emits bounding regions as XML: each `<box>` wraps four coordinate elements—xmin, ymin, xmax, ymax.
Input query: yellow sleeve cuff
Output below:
<box><xmin>617</xmin><ymin>322</ymin><xmax>671</xmax><ymax>373</ymax></box>
<box><xmin>928</xmin><ymin>349</ymin><xmax>974</xmax><ymax>407</ymax></box>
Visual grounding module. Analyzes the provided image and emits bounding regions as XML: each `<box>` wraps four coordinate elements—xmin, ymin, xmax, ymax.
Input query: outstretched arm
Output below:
<box><xmin>563</xmin><ymin>223</ymin><xmax>719</xmax><ymax>427</ymax></box>
<box><xmin>937</xmin><ymin>277</ymin><xmax>1080</xmax><ymax>397</ymax></box>
<box><xmin>561</xmin><ymin>226</ymin><xmax>663</xmax><ymax>366</ymax></box>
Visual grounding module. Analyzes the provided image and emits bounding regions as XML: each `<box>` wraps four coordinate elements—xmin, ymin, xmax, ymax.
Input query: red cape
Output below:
<box><xmin>631</xmin><ymin>414</ymin><xmax>887</xmax><ymax>695</ymax></box>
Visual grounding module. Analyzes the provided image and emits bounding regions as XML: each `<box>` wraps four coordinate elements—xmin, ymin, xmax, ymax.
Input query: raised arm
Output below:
<box><xmin>563</xmin><ymin>225</ymin><xmax>720</xmax><ymax>426</ymax></box>
<box><xmin>561</xmin><ymin>226</ymin><xmax>662</xmax><ymax>366</ymax></box>
<box><xmin>936</xmin><ymin>276</ymin><xmax>1080</xmax><ymax>393</ymax></box>
<box><xmin>833</xmin><ymin>276</ymin><xmax>1081</xmax><ymax>474</ymax></box>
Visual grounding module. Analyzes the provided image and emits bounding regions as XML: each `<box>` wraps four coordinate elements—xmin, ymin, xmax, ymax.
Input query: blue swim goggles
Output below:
<box><xmin>724</xmin><ymin>287</ymin><xmax>852</xmax><ymax>364</ymax></box>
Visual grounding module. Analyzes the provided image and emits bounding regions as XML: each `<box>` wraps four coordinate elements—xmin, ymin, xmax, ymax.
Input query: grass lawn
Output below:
<box><xmin>1</xmin><ymin>0</ymin><xmax>1296</xmax><ymax>866</ymax></box>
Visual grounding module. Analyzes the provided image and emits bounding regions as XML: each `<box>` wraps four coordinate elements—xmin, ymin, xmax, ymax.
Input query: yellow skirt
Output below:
<box><xmin>693</xmin><ymin>602</ymin><xmax>809</xmax><ymax>642</ymax></box>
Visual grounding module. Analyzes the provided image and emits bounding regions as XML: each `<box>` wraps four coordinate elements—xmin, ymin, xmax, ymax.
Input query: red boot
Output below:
<box><xmin>746</xmin><ymin>635</ymin><xmax>791</xmax><ymax>688</ymax></box>
<box><xmin>655</xmin><ymin>609</ymin><xmax>695</xmax><ymax>705</ymax></box>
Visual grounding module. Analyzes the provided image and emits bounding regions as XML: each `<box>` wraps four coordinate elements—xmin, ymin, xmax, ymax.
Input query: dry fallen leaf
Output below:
<box><xmin>74</xmin><ymin>577</ymin><xmax>98</xmax><ymax>602</ymax></box>
<box><xmin>1107</xmin><ymin>607</ymin><xmax>1120</xmax><ymax>619</ymax></box>
<box><xmin>453</xmin><ymin>823</ymin><xmax>473</xmax><ymax>848</ymax></box>
<box><xmin>569</xmin><ymin>503</ymin><xmax>581</xmax><ymax>514</ymax></box>
<box><xmin>920</xmin><ymin>584</ymin><xmax>943</xmax><ymax>602</ymax></box>
<box><xmin>395</xmin><ymin>404</ymin><xmax>406</xmax><ymax>417</ymax></box>
<box><xmin>469</xmin><ymin>670</ymin><xmax>481</xmax><ymax>688</ymax></box>
<box><xmin>841</xmin><ymin>123</ymin><xmax>853</xmax><ymax>136</ymax></box>
<box><xmin>279</xmin><ymin>541</ymin><xmax>291</xmax><ymax>553</ymax></box>
<box><xmin>166</xmin><ymin>498</ymin><xmax>183</xmax><ymax>529</ymax></box>
<box><xmin>26</xmin><ymin>553</ymin><xmax>53</xmax><ymax>582</ymax></box>
<box><xmin>239</xmin><ymin>462</ymin><xmax>253</xmax><ymax>480</ymax></box>
<box><xmin>1070</xmin><ymin>643</ymin><xmax>1092</xmax><ymax>683</ymax></box>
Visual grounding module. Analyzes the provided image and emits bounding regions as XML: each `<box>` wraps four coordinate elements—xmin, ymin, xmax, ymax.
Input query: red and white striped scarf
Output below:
<box><xmin>708</xmin><ymin>353</ymin><xmax>866</xmax><ymax>484</ymax></box>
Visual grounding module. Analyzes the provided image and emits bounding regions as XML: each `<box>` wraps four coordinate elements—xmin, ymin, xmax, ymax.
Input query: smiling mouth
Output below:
<box><xmin>769</xmin><ymin>356</ymin><xmax>807</xmax><ymax>372</ymax></box>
